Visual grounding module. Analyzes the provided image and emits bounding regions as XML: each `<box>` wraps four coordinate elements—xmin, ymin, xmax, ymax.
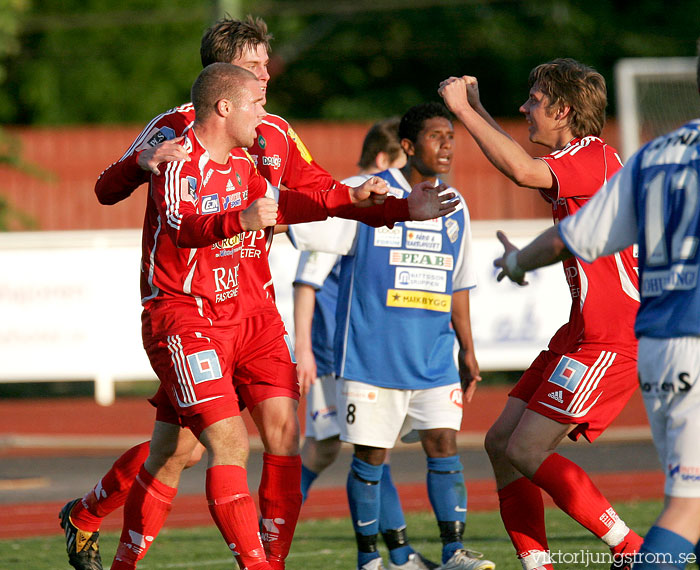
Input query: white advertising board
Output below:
<box><xmin>0</xmin><ymin>221</ymin><xmax>569</xmax><ymax>404</ymax></box>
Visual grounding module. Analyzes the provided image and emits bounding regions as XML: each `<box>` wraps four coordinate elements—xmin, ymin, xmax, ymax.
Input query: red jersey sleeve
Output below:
<box><xmin>539</xmin><ymin>137</ymin><xmax>623</xmax><ymax>201</ymax></box>
<box><xmin>95</xmin><ymin>104</ymin><xmax>195</xmax><ymax>205</ymax></box>
<box><xmin>152</xmin><ymin>161</ymin><xmax>245</xmax><ymax>248</ymax></box>
<box><xmin>277</xmin><ymin>122</ymin><xmax>343</xmax><ymax>193</ymax></box>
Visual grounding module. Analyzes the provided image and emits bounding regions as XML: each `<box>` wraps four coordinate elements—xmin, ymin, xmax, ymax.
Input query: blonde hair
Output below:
<box><xmin>529</xmin><ymin>58</ymin><xmax>607</xmax><ymax>137</ymax></box>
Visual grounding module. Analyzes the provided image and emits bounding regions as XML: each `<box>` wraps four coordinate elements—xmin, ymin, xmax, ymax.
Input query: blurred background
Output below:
<box><xmin>0</xmin><ymin>0</ymin><xmax>698</xmax><ymax>401</ymax></box>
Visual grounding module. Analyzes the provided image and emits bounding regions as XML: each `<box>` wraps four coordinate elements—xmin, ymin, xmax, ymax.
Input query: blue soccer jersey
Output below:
<box><xmin>289</xmin><ymin>168</ymin><xmax>476</xmax><ymax>390</ymax></box>
<box><xmin>559</xmin><ymin>119</ymin><xmax>700</xmax><ymax>339</ymax></box>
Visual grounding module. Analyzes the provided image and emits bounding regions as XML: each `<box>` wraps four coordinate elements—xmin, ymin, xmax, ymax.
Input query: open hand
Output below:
<box><xmin>137</xmin><ymin>137</ymin><xmax>190</xmax><ymax>175</ymax></box>
<box><xmin>493</xmin><ymin>230</ymin><xmax>528</xmax><ymax>285</ymax></box>
<box><xmin>408</xmin><ymin>181</ymin><xmax>458</xmax><ymax>221</ymax></box>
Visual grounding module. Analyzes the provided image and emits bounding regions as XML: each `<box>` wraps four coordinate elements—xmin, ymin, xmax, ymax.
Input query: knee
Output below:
<box><xmin>504</xmin><ymin>435</ymin><xmax>530</xmax><ymax>473</ymax></box>
<box><xmin>264</xmin><ymin>415</ymin><xmax>300</xmax><ymax>455</ymax></box>
<box><xmin>315</xmin><ymin>437</ymin><xmax>341</xmax><ymax>468</ymax></box>
<box><xmin>421</xmin><ymin>428</ymin><xmax>457</xmax><ymax>457</ymax></box>
<box><xmin>484</xmin><ymin>423</ymin><xmax>509</xmax><ymax>461</ymax></box>
<box><xmin>184</xmin><ymin>442</ymin><xmax>206</xmax><ymax>469</ymax></box>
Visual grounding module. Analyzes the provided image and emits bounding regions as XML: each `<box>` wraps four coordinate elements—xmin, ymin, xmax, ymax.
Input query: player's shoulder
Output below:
<box><xmin>259</xmin><ymin>113</ymin><xmax>291</xmax><ymax>134</ymax></box>
<box><xmin>547</xmin><ymin>136</ymin><xmax>616</xmax><ymax>160</ymax></box>
<box><xmin>152</xmin><ymin>102</ymin><xmax>195</xmax><ymax>129</ymax></box>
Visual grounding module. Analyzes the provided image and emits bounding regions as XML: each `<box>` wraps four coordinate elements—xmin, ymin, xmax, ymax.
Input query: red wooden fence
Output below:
<box><xmin>0</xmin><ymin>120</ymin><xmax>620</xmax><ymax>231</ymax></box>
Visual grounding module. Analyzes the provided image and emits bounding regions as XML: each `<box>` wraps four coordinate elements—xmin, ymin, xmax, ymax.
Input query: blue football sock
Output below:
<box><xmin>348</xmin><ymin>456</ymin><xmax>383</xmax><ymax>568</ymax></box>
<box><xmin>634</xmin><ymin>525</ymin><xmax>694</xmax><ymax>569</ymax></box>
<box><xmin>427</xmin><ymin>455</ymin><xmax>467</xmax><ymax>563</ymax></box>
<box><xmin>380</xmin><ymin>464</ymin><xmax>413</xmax><ymax>565</ymax></box>
<box><xmin>300</xmin><ymin>464</ymin><xmax>318</xmax><ymax>503</ymax></box>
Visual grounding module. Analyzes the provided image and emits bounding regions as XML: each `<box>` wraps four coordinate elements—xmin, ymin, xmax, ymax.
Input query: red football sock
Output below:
<box><xmin>72</xmin><ymin>441</ymin><xmax>151</xmax><ymax>532</ymax></box>
<box><xmin>207</xmin><ymin>464</ymin><xmax>270</xmax><ymax>570</ymax></box>
<box><xmin>498</xmin><ymin>477</ymin><xmax>553</xmax><ymax>570</ymax></box>
<box><xmin>258</xmin><ymin>453</ymin><xmax>302</xmax><ymax>570</ymax></box>
<box><xmin>111</xmin><ymin>465</ymin><xmax>177</xmax><ymax>570</ymax></box>
<box><xmin>532</xmin><ymin>454</ymin><xmax>631</xmax><ymax>546</ymax></box>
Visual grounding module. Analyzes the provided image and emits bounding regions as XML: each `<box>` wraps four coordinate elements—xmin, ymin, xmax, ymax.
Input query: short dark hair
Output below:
<box><xmin>191</xmin><ymin>63</ymin><xmax>257</xmax><ymax>121</ymax></box>
<box><xmin>528</xmin><ymin>58</ymin><xmax>607</xmax><ymax>138</ymax></box>
<box><xmin>399</xmin><ymin>102</ymin><xmax>452</xmax><ymax>143</ymax></box>
<box><xmin>200</xmin><ymin>15</ymin><xmax>273</xmax><ymax>68</ymax></box>
<box><xmin>357</xmin><ymin>117</ymin><xmax>403</xmax><ymax>170</ymax></box>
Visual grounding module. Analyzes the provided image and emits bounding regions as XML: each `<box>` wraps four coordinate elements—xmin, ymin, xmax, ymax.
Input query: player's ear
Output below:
<box><xmin>555</xmin><ymin>105</ymin><xmax>571</xmax><ymax>121</ymax></box>
<box><xmin>400</xmin><ymin>138</ymin><xmax>415</xmax><ymax>157</ymax></box>
<box><xmin>215</xmin><ymin>98</ymin><xmax>231</xmax><ymax>117</ymax></box>
<box><xmin>374</xmin><ymin>151</ymin><xmax>390</xmax><ymax>170</ymax></box>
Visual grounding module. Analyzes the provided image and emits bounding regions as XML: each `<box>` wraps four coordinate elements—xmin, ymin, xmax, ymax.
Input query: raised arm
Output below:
<box><xmin>439</xmin><ymin>75</ymin><xmax>554</xmax><ymax>189</ymax></box>
<box><xmin>94</xmin><ymin>105</ymin><xmax>193</xmax><ymax>205</ymax></box>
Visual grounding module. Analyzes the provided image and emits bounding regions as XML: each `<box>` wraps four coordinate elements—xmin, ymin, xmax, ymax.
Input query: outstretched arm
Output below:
<box><xmin>493</xmin><ymin>226</ymin><xmax>572</xmax><ymax>285</ymax></box>
<box><xmin>438</xmin><ymin>75</ymin><xmax>553</xmax><ymax>189</ymax></box>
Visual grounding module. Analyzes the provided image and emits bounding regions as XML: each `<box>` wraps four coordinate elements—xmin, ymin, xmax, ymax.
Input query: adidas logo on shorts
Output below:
<box><xmin>547</xmin><ymin>390</ymin><xmax>564</xmax><ymax>403</ymax></box>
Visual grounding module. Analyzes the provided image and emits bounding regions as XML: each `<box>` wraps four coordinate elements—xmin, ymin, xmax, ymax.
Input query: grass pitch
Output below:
<box><xmin>2</xmin><ymin>499</ymin><xmax>695</xmax><ymax>570</ymax></box>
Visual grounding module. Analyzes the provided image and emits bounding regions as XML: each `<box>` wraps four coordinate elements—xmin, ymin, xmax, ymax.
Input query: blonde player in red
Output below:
<box><xmin>439</xmin><ymin>59</ymin><xmax>643</xmax><ymax>570</ymax></box>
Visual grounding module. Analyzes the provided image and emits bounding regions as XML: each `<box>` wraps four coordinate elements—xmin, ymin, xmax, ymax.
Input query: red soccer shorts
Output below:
<box><xmin>509</xmin><ymin>346</ymin><xmax>638</xmax><ymax>442</ymax></box>
<box><xmin>144</xmin><ymin>324</ymin><xmax>241</xmax><ymax>437</ymax></box>
<box><xmin>233</xmin><ymin>313</ymin><xmax>299</xmax><ymax>410</ymax></box>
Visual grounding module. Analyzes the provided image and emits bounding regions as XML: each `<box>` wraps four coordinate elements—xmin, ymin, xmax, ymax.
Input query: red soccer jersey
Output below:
<box><xmin>539</xmin><ymin>136</ymin><xmax>639</xmax><ymax>359</ymax></box>
<box><xmin>97</xmin><ymin>105</ymin><xmax>409</xmax><ymax>327</ymax></box>
<box><xmin>238</xmin><ymin>114</ymin><xmax>356</xmax><ymax>318</ymax></box>
<box><xmin>141</xmin><ymin>128</ymin><xmax>361</xmax><ymax>336</ymax></box>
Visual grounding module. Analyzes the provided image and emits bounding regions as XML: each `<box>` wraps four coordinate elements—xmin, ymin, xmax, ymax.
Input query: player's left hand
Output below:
<box><xmin>349</xmin><ymin>176</ymin><xmax>389</xmax><ymax>207</ymax></box>
<box><xmin>408</xmin><ymin>181</ymin><xmax>458</xmax><ymax>220</ymax></box>
<box><xmin>458</xmin><ymin>347</ymin><xmax>481</xmax><ymax>403</ymax></box>
<box><xmin>493</xmin><ymin>230</ymin><xmax>528</xmax><ymax>286</ymax></box>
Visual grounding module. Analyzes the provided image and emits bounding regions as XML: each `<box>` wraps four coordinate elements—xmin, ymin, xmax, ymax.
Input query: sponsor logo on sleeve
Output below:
<box><xmin>138</xmin><ymin>126</ymin><xmax>177</xmax><ymax>150</ymax></box>
<box><xmin>406</xmin><ymin>230</ymin><xmax>442</xmax><ymax>251</ymax></box>
<box><xmin>445</xmin><ymin>218</ymin><xmax>459</xmax><ymax>243</ymax></box>
<box><xmin>201</xmin><ymin>193</ymin><xmax>220</xmax><ymax>214</ymax></box>
<box><xmin>394</xmin><ymin>267</ymin><xmax>447</xmax><ymax>292</ymax></box>
<box><xmin>180</xmin><ymin>176</ymin><xmax>198</xmax><ymax>203</ymax></box>
<box><xmin>373</xmin><ymin>226</ymin><xmax>403</xmax><ymax>248</ymax></box>
<box><xmin>389</xmin><ymin>250</ymin><xmax>453</xmax><ymax>270</ymax></box>
<box><xmin>386</xmin><ymin>289</ymin><xmax>451</xmax><ymax>312</ymax></box>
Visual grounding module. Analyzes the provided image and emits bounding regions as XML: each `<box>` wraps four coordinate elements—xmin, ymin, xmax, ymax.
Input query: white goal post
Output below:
<box><xmin>615</xmin><ymin>56</ymin><xmax>699</xmax><ymax>160</ymax></box>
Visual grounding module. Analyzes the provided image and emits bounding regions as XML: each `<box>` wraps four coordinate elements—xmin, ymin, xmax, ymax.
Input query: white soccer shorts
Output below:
<box><xmin>304</xmin><ymin>373</ymin><xmax>341</xmax><ymax>440</ymax></box>
<box><xmin>336</xmin><ymin>378</ymin><xmax>463</xmax><ymax>448</ymax></box>
<box><xmin>638</xmin><ymin>336</ymin><xmax>700</xmax><ymax>498</ymax></box>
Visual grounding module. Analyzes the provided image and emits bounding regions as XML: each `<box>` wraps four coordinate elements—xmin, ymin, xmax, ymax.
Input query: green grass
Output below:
<box><xmin>2</xmin><ymin>499</ymin><xmax>694</xmax><ymax>570</ymax></box>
